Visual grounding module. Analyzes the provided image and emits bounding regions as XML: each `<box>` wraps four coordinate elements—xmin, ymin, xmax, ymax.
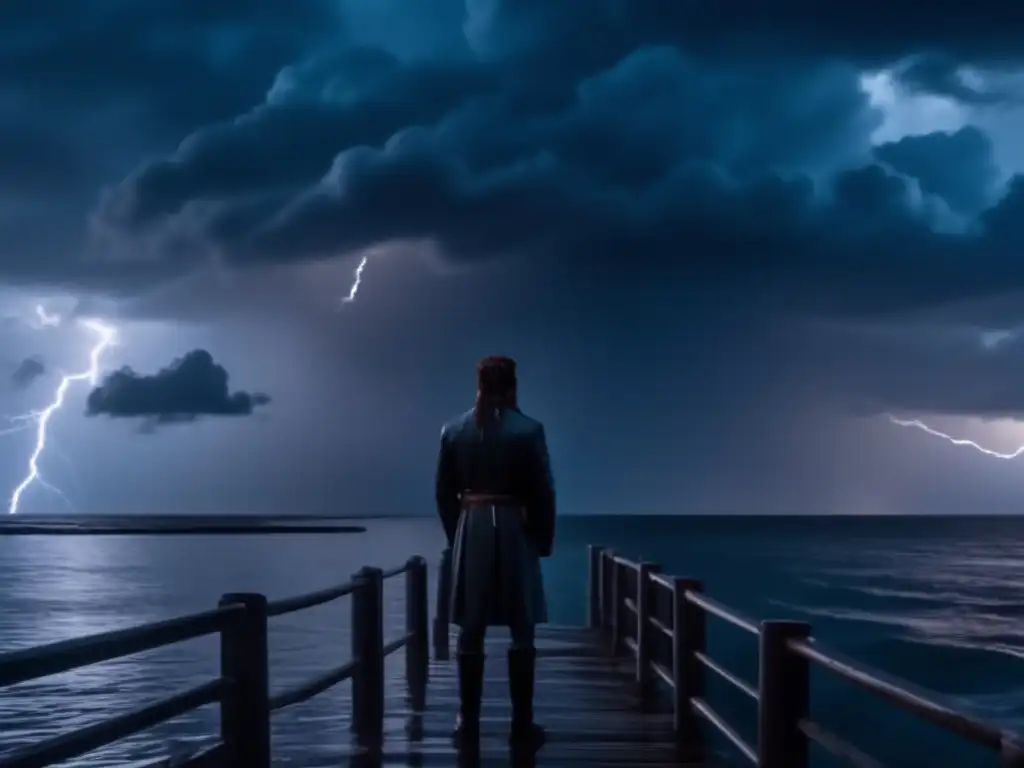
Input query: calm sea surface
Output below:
<box><xmin>2</xmin><ymin>515</ymin><xmax>1024</xmax><ymax>766</ymax></box>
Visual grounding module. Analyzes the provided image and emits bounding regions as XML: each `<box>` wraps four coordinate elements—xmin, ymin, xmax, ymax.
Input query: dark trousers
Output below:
<box><xmin>457</xmin><ymin>622</ymin><xmax>535</xmax><ymax>653</ymax></box>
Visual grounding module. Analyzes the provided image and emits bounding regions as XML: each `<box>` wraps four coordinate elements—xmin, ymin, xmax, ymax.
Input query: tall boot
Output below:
<box><xmin>453</xmin><ymin>652</ymin><xmax>485</xmax><ymax>745</ymax></box>
<box><xmin>507</xmin><ymin>648</ymin><xmax>545</xmax><ymax>751</ymax></box>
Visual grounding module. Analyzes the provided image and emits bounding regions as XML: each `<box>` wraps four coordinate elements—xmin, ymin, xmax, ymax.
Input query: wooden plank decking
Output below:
<box><xmin>356</xmin><ymin>624</ymin><xmax>709</xmax><ymax>767</ymax></box>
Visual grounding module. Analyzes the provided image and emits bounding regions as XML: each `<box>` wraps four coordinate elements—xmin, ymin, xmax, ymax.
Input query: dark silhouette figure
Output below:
<box><xmin>435</xmin><ymin>356</ymin><xmax>556</xmax><ymax>755</ymax></box>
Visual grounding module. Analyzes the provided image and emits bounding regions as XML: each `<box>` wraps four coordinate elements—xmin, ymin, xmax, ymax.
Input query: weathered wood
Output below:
<box><xmin>758</xmin><ymin>620</ymin><xmax>811</xmax><ymax>768</ymax></box>
<box><xmin>673</xmin><ymin>578</ymin><xmax>706</xmax><ymax>757</ymax></box>
<box><xmin>432</xmin><ymin>547</ymin><xmax>453</xmax><ymax>661</ymax></box>
<box><xmin>405</xmin><ymin>555</ymin><xmax>429</xmax><ymax>709</ymax></box>
<box><xmin>601</xmin><ymin>548</ymin><xmax>615</xmax><ymax>629</ymax></box>
<box><xmin>588</xmin><ymin>544</ymin><xmax>605</xmax><ymax>629</ymax></box>
<box><xmin>405</xmin><ymin>556</ymin><xmax>429</xmax><ymax>655</ymax></box>
<box><xmin>217</xmin><ymin>592</ymin><xmax>270</xmax><ymax>768</ymax></box>
<box><xmin>0</xmin><ymin>604</ymin><xmax>240</xmax><ymax>688</ymax></box>
<box><xmin>378</xmin><ymin>624</ymin><xmax>713</xmax><ymax>766</ymax></box>
<box><xmin>351</xmin><ymin>566</ymin><xmax>385</xmax><ymax>745</ymax></box>
<box><xmin>611</xmin><ymin>554</ymin><xmax>626</xmax><ymax>653</ymax></box>
<box><xmin>635</xmin><ymin>561</ymin><xmax>658</xmax><ymax>693</ymax></box>
<box><xmin>266</xmin><ymin>579</ymin><xmax>355</xmax><ymax>616</ymax></box>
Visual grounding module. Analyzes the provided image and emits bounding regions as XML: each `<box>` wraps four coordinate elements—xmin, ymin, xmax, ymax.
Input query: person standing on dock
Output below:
<box><xmin>435</xmin><ymin>355</ymin><xmax>556</xmax><ymax>753</ymax></box>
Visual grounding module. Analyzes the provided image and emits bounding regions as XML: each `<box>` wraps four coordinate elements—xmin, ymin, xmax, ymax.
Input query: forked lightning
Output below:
<box><xmin>6</xmin><ymin>254</ymin><xmax>366</xmax><ymax>514</ymax></box>
<box><xmin>887</xmin><ymin>415</ymin><xmax>1024</xmax><ymax>460</ymax></box>
<box><xmin>7</xmin><ymin>317</ymin><xmax>117</xmax><ymax>514</ymax></box>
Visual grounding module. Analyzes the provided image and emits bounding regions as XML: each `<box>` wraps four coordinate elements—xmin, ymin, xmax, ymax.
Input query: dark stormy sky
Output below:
<box><xmin>5</xmin><ymin>1</ymin><xmax>1024</xmax><ymax>515</ymax></box>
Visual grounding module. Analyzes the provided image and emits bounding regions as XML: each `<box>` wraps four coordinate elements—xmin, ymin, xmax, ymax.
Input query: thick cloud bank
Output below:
<box><xmin>4</xmin><ymin>0</ymin><xmax>1024</xmax><ymax>425</ymax></box>
<box><xmin>86</xmin><ymin>349</ymin><xmax>269</xmax><ymax>423</ymax></box>
<box><xmin>86</xmin><ymin>1</ymin><xmax>1024</xmax><ymax>320</ymax></box>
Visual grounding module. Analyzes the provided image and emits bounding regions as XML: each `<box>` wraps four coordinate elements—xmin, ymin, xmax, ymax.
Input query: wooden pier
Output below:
<box><xmin>418</xmin><ymin>624</ymin><xmax>700</xmax><ymax>766</ymax></box>
<box><xmin>1</xmin><ymin>545</ymin><xmax>1024</xmax><ymax>767</ymax></box>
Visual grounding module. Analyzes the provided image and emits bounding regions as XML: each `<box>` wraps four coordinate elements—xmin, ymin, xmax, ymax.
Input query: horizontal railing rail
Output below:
<box><xmin>0</xmin><ymin>555</ymin><xmax>430</xmax><ymax>768</ymax></box>
<box><xmin>588</xmin><ymin>544</ymin><xmax>1024</xmax><ymax>768</ymax></box>
<box><xmin>265</xmin><ymin>580</ymin><xmax>356</xmax><ymax>617</ymax></box>
<box><xmin>0</xmin><ymin>605</ymin><xmax>243</xmax><ymax>689</ymax></box>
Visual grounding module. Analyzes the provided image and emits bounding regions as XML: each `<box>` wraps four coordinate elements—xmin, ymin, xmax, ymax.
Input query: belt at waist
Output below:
<box><xmin>459</xmin><ymin>492</ymin><xmax>525</xmax><ymax>507</ymax></box>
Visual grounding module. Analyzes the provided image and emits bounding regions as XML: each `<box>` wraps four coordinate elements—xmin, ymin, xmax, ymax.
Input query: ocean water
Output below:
<box><xmin>1</xmin><ymin>515</ymin><xmax>1023</xmax><ymax>766</ymax></box>
<box><xmin>550</xmin><ymin>515</ymin><xmax>1024</xmax><ymax>767</ymax></box>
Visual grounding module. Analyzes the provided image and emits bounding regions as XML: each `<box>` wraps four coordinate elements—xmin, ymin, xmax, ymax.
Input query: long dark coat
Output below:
<box><xmin>435</xmin><ymin>406</ymin><xmax>556</xmax><ymax>630</ymax></box>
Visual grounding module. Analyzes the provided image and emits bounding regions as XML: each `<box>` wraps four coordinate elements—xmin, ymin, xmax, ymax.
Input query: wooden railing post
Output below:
<box><xmin>351</xmin><ymin>566</ymin><xmax>384</xmax><ymax>744</ymax></box>
<box><xmin>218</xmin><ymin>593</ymin><xmax>271</xmax><ymax>768</ymax></box>
<box><xmin>672</xmin><ymin>578</ymin><xmax>705</xmax><ymax>754</ymax></box>
<box><xmin>636</xmin><ymin>562</ymin><xmax>659</xmax><ymax>693</ymax></box>
<box><xmin>600</xmin><ymin>549</ymin><xmax>614</xmax><ymax>630</ymax></box>
<box><xmin>587</xmin><ymin>545</ymin><xmax>605</xmax><ymax>629</ymax></box>
<box><xmin>610</xmin><ymin>556</ymin><xmax>625</xmax><ymax>653</ymax></box>
<box><xmin>433</xmin><ymin>547</ymin><xmax>452</xmax><ymax>661</ymax></box>
<box><xmin>758</xmin><ymin>620</ymin><xmax>811</xmax><ymax>768</ymax></box>
<box><xmin>405</xmin><ymin>555</ymin><xmax>429</xmax><ymax>694</ymax></box>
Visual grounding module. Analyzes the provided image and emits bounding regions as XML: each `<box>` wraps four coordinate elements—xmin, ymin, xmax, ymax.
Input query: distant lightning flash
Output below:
<box><xmin>7</xmin><ymin>317</ymin><xmax>117</xmax><ymax>515</ymax></box>
<box><xmin>886</xmin><ymin>415</ymin><xmax>1024</xmax><ymax>460</ymax></box>
<box><xmin>34</xmin><ymin>305</ymin><xmax>60</xmax><ymax>328</ymax></box>
<box><xmin>0</xmin><ymin>418</ymin><xmax>30</xmax><ymax>437</ymax></box>
<box><xmin>0</xmin><ymin>413</ymin><xmax>35</xmax><ymax>437</ymax></box>
<box><xmin>340</xmin><ymin>255</ymin><xmax>369</xmax><ymax>306</ymax></box>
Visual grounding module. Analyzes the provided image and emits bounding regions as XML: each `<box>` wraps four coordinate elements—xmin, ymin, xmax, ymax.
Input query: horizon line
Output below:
<box><xmin>6</xmin><ymin>512</ymin><xmax>1024</xmax><ymax>519</ymax></box>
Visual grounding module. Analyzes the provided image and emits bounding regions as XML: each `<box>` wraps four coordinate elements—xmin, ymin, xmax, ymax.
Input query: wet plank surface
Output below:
<box><xmin>348</xmin><ymin>625</ymin><xmax>712</xmax><ymax>767</ymax></box>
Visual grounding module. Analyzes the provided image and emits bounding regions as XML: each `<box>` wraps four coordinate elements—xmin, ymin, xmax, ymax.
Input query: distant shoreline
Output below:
<box><xmin>0</xmin><ymin>515</ymin><xmax>367</xmax><ymax>535</ymax></box>
<box><xmin>0</xmin><ymin>524</ymin><xmax>367</xmax><ymax>535</ymax></box>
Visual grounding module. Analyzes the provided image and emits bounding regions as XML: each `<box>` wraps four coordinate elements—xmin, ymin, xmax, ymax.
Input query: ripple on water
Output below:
<box><xmin>0</xmin><ymin>521</ymin><xmax>444</xmax><ymax>766</ymax></box>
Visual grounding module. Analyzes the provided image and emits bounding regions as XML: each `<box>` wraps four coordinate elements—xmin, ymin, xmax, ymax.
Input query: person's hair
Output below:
<box><xmin>474</xmin><ymin>355</ymin><xmax>518</xmax><ymax>429</ymax></box>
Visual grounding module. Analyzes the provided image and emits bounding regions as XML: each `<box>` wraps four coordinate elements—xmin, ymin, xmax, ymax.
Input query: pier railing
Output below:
<box><xmin>7</xmin><ymin>542</ymin><xmax>1024</xmax><ymax>767</ymax></box>
<box><xmin>589</xmin><ymin>545</ymin><xmax>1024</xmax><ymax>768</ymax></box>
<box><xmin>0</xmin><ymin>557</ymin><xmax>429</xmax><ymax>768</ymax></box>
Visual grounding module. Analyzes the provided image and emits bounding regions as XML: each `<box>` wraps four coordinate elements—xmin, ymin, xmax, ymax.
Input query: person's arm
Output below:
<box><xmin>526</xmin><ymin>424</ymin><xmax>557</xmax><ymax>557</ymax></box>
<box><xmin>435</xmin><ymin>425</ymin><xmax>460</xmax><ymax>545</ymax></box>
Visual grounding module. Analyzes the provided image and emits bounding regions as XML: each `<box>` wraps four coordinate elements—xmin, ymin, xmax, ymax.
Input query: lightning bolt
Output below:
<box><xmin>7</xmin><ymin>317</ymin><xmax>117</xmax><ymax>515</ymax></box>
<box><xmin>340</xmin><ymin>255</ymin><xmax>369</xmax><ymax>306</ymax></box>
<box><xmin>34</xmin><ymin>305</ymin><xmax>60</xmax><ymax>328</ymax></box>
<box><xmin>886</xmin><ymin>415</ymin><xmax>1024</xmax><ymax>460</ymax></box>
<box><xmin>0</xmin><ymin>414</ymin><xmax>34</xmax><ymax>438</ymax></box>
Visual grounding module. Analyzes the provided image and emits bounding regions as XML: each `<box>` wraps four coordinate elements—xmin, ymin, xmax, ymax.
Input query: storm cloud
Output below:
<box><xmin>86</xmin><ymin>349</ymin><xmax>270</xmax><ymax>424</ymax></box>
<box><xmin>10</xmin><ymin>356</ymin><xmax>44</xmax><ymax>390</ymax></box>
<box><xmin>5</xmin><ymin>0</ymin><xmax>1024</xmax><ymax>516</ymax></box>
<box><xmin>85</xmin><ymin>1</ymin><xmax>1024</xmax><ymax>325</ymax></box>
<box><xmin>0</xmin><ymin>0</ymin><xmax>345</xmax><ymax>291</ymax></box>
<box><xmin>872</xmin><ymin>127</ymin><xmax>1001</xmax><ymax>215</ymax></box>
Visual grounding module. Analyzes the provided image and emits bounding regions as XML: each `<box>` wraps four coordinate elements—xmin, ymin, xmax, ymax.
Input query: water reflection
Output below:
<box><xmin>0</xmin><ymin>519</ymin><xmax>447</xmax><ymax>767</ymax></box>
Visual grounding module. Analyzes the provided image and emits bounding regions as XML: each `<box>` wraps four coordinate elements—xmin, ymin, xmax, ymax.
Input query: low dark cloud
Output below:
<box><xmin>465</xmin><ymin>0</ymin><xmax>1024</xmax><ymax>73</ymax></box>
<box><xmin>0</xmin><ymin>0</ymin><xmax>345</xmax><ymax>293</ymax></box>
<box><xmin>872</xmin><ymin>127</ymin><xmax>1000</xmax><ymax>215</ymax></box>
<box><xmin>0</xmin><ymin>0</ymin><xmax>1016</xmax><ymax>305</ymax></box>
<box><xmin>86</xmin><ymin>349</ymin><xmax>270</xmax><ymax>424</ymax></box>
<box><xmin>0</xmin><ymin>0</ymin><xmax>340</xmax><ymax>135</ymax></box>
<box><xmin>10</xmin><ymin>356</ymin><xmax>44</xmax><ymax>390</ymax></box>
<box><xmin>85</xmin><ymin>1</ymin><xmax>1024</xmax><ymax>326</ymax></box>
<box><xmin>736</xmin><ymin>319</ymin><xmax>1024</xmax><ymax>419</ymax></box>
<box><xmin>894</xmin><ymin>56</ymin><xmax>1016</xmax><ymax>105</ymax></box>
<box><xmin>0</xmin><ymin>0</ymin><xmax>1021</xmax><ymax>299</ymax></box>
